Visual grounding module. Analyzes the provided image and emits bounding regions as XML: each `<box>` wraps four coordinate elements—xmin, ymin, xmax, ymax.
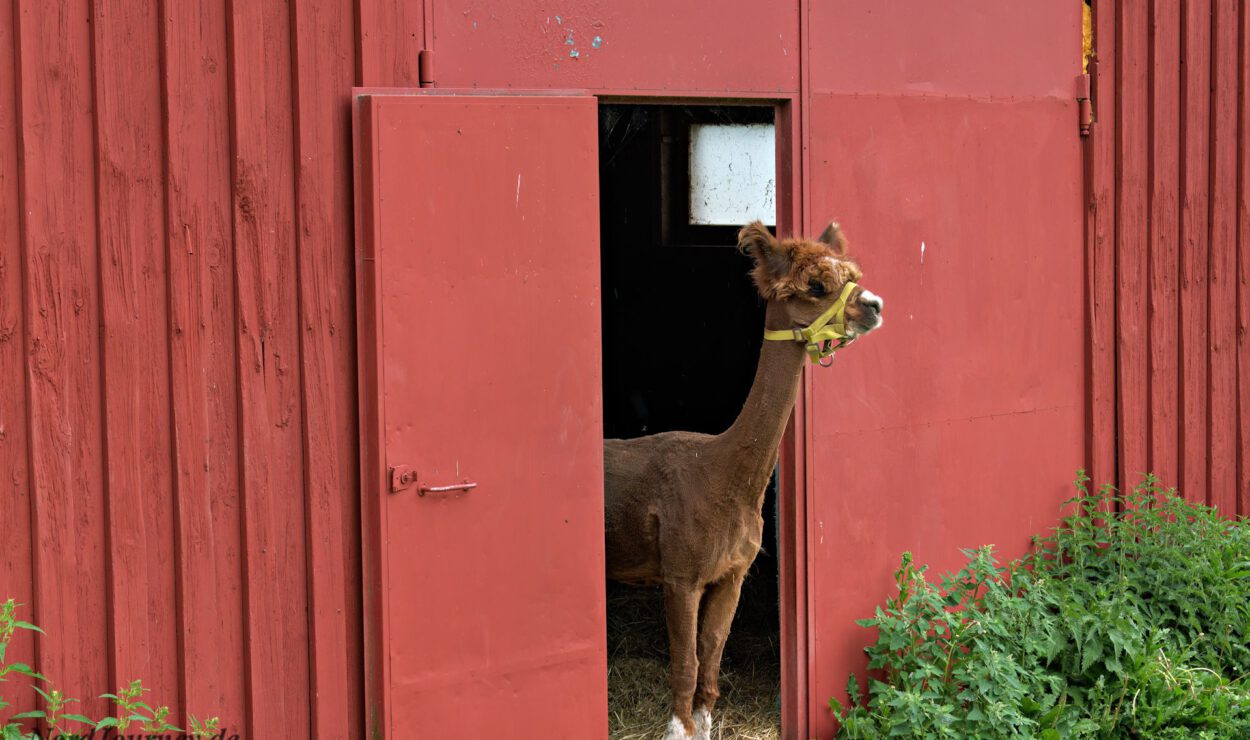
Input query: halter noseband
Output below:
<box><xmin>762</xmin><ymin>281</ymin><xmax>858</xmax><ymax>366</ymax></box>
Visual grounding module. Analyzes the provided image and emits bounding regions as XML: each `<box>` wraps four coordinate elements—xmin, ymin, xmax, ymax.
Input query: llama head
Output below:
<box><xmin>738</xmin><ymin>219</ymin><xmax>884</xmax><ymax>339</ymax></box>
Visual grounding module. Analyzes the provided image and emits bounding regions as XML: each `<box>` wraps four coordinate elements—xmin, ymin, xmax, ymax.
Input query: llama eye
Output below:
<box><xmin>808</xmin><ymin>281</ymin><xmax>827</xmax><ymax>298</ymax></box>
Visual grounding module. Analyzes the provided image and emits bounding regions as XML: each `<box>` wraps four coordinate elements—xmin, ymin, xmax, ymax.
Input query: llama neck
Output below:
<box><xmin>721</xmin><ymin>301</ymin><xmax>807</xmax><ymax>486</ymax></box>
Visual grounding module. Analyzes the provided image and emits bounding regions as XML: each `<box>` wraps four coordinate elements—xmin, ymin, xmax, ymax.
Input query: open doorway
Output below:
<box><xmin>599</xmin><ymin>102</ymin><xmax>783</xmax><ymax>739</ymax></box>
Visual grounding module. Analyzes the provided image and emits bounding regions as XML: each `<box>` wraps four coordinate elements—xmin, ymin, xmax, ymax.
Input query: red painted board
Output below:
<box><xmin>356</xmin><ymin>93</ymin><xmax>607</xmax><ymax>740</ymax></box>
<box><xmin>1117</xmin><ymin>0</ymin><xmax>1149</xmax><ymax>492</ymax></box>
<box><xmin>1239</xmin><ymin>0</ymin><xmax>1250</xmax><ymax>517</ymax></box>
<box><xmin>291</xmin><ymin>0</ymin><xmax>361</xmax><ymax>735</ymax></box>
<box><xmin>226</xmin><ymin>0</ymin><xmax>310</xmax><ymax>735</ymax></box>
<box><xmin>14</xmin><ymin>0</ymin><xmax>111</xmax><ymax>722</ymax></box>
<box><xmin>1180</xmin><ymin>0</ymin><xmax>1211</xmax><ymax>504</ymax></box>
<box><xmin>431</xmin><ymin>0</ymin><xmax>799</xmax><ymax>94</ymax></box>
<box><xmin>1208</xmin><ymin>0</ymin><xmax>1239</xmax><ymax>514</ymax></box>
<box><xmin>808</xmin><ymin>1</ymin><xmax>1079</xmax><ymax>98</ymax></box>
<box><xmin>1090</xmin><ymin>0</ymin><xmax>1118</xmax><ymax>492</ymax></box>
<box><xmin>0</xmin><ymin>0</ymin><xmax>34</xmax><ymax>717</ymax></box>
<box><xmin>160</xmin><ymin>0</ymin><xmax>248</xmax><ymax>729</ymax></box>
<box><xmin>1148</xmin><ymin>0</ymin><xmax>1180</xmax><ymax>487</ymax></box>
<box><xmin>806</xmin><ymin>93</ymin><xmax>1084</xmax><ymax>734</ymax></box>
<box><xmin>356</xmin><ymin>0</ymin><xmax>423</xmax><ymax>87</ymax></box>
<box><xmin>91</xmin><ymin>0</ymin><xmax>179</xmax><ymax>711</ymax></box>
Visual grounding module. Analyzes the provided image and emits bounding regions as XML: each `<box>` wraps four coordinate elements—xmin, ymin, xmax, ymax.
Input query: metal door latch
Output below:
<box><xmin>389</xmin><ymin>465</ymin><xmax>477</xmax><ymax>496</ymax></box>
<box><xmin>389</xmin><ymin>465</ymin><xmax>417</xmax><ymax>493</ymax></box>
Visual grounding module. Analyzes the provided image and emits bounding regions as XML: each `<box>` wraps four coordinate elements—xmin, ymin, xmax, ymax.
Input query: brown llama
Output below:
<box><xmin>604</xmin><ymin>220</ymin><xmax>884</xmax><ymax>740</ymax></box>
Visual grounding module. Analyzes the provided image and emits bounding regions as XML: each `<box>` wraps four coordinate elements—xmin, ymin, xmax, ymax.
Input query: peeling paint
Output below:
<box><xmin>555</xmin><ymin>14</ymin><xmax>562</xmax><ymax>23</ymax></box>
<box><xmin>920</xmin><ymin>240</ymin><xmax>927</xmax><ymax>264</ymax></box>
<box><xmin>569</xmin><ymin>49</ymin><xmax>580</xmax><ymax>59</ymax></box>
<box><xmin>565</xmin><ymin>32</ymin><xmax>575</xmax><ymax>45</ymax></box>
<box><xmin>591</xmin><ymin>35</ymin><xmax>602</xmax><ymax>49</ymax></box>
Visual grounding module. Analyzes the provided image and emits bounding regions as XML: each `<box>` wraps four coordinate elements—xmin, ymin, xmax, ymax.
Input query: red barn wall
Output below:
<box><xmin>1087</xmin><ymin>0</ymin><xmax>1250</xmax><ymax>518</ymax></box>
<box><xmin>0</xmin><ymin>0</ymin><xmax>374</xmax><ymax>735</ymax></box>
<box><xmin>8</xmin><ymin>1</ymin><xmax>1241</xmax><ymax>738</ymax></box>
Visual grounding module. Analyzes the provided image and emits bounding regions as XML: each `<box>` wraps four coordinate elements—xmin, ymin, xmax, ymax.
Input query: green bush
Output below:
<box><xmin>832</xmin><ymin>472</ymin><xmax>1250</xmax><ymax>739</ymax></box>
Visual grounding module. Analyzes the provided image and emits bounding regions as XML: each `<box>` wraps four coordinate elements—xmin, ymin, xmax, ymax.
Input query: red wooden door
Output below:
<box><xmin>355</xmin><ymin>92</ymin><xmax>606</xmax><ymax>739</ymax></box>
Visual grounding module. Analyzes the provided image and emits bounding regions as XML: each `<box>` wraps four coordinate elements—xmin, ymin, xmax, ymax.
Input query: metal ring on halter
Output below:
<box><xmin>818</xmin><ymin>353</ymin><xmax>836</xmax><ymax>367</ymax></box>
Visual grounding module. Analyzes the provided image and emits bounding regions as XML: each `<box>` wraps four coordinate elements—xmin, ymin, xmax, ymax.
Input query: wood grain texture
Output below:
<box><xmin>1180</xmin><ymin>0</ymin><xmax>1212</xmax><ymax>504</ymax></box>
<box><xmin>291</xmin><ymin>0</ymin><xmax>361</xmax><ymax>735</ymax></box>
<box><xmin>1090</xmin><ymin>0</ymin><xmax>1118</xmax><ymax>491</ymax></box>
<box><xmin>1238</xmin><ymin>0</ymin><xmax>1250</xmax><ymax>517</ymax></box>
<box><xmin>160</xmin><ymin>0</ymin><xmax>248</xmax><ymax>728</ymax></box>
<box><xmin>91</xmin><ymin>0</ymin><xmax>179</xmax><ymax>709</ymax></box>
<box><xmin>0</xmin><ymin>0</ymin><xmax>35</xmax><ymax>718</ymax></box>
<box><xmin>13</xmin><ymin>0</ymin><xmax>112</xmax><ymax>723</ymax></box>
<box><xmin>1117</xmin><ymin>0</ymin><xmax>1149</xmax><ymax>490</ymax></box>
<box><xmin>1148</xmin><ymin>0</ymin><xmax>1180</xmax><ymax>486</ymax></box>
<box><xmin>354</xmin><ymin>0</ymin><xmax>422</xmax><ymax>86</ymax></box>
<box><xmin>1208</xmin><ymin>0</ymin><xmax>1239</xmax><ymax>514</ymax></box>
<box><xmin>225</xmin><ymin>0</ymin><xmax>311</xmax><ymax>735</ymax></box>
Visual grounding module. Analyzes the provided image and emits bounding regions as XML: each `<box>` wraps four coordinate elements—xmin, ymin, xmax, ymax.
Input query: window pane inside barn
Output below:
<box><xmin>688</xmin><ymin>123</ymin><xmax>776</xmax><ymax>226</ymax></box>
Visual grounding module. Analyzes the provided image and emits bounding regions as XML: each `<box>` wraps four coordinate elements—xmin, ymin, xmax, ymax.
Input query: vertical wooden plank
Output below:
<box><xmin>1090</xmin><ymin>0</ymin><xmax>1118</xmax><ymax>492</ymax></box>
<box><xmin>290</xmin><ymin>0</ymin><xmax>360</xmax><ymax>735</ymax></box>
<box><xmin>225</xmin><ymin>0</ymin><xmax>311</xmax><ymax>735</ymax></box>
<box><xmin>1148</xmin><ymin>0</ymin><xmax>1180</xmax><ymax>487</ymax></box>
<box><xmin>354</xmin><ymin>0</ymin><xmax>422</xmax><ymax>86</ymax></box>
<box><xmin>1238</xmin><ymin>0</ymin><xmax>1250</xmax><ymax>517</ymax></box>
<box><xmin>0</xmin><ymin>0</ymin><xmax>35</xmax><ymax>717</ymax></box>
<box><xmin>13</xmin><ymin>0</ymin><xmax>111</xmax><ymax>720</ymax></box>
<box><xmin>352</xmin><ymin>95</ymin><xmax>389</xmax><ymax>740</ymax></box>
<box><xmin>1180</xmin><ymin>0</ymin><xmax>1212</xmax><ymax>504</ymax></box>
<box><xmin>1209</xmin><ymin>0</ymin><xmax>1239</xmax><ymax>514</ymax></box>
<box><xmin>160</xmin><ymin>0</ymin><xmax>248</xmax><ymax>729</ymax></box>
<box><xmin>90</xmin><ymin>0</ymin><xmax>179</xmax><ymax>710</ymax></box>
<box><xmin>1117</xmin><ymin>0</ymin><xmax>1149</xmax><ymax>491</ymax></box>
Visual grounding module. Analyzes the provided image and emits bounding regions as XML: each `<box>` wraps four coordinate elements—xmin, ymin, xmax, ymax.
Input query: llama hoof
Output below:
<box><xmin>693</xmin><ymin>707</ymin><xmax>713</xmax><ymax>740</ymax></box>
<box><xmin>661</xmin><ymin>714</ymin><xmax>694</xmax><ymax>740</ymax></box>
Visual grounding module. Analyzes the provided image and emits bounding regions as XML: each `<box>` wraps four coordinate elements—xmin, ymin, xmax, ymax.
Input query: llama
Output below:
<box><xmin>603</xmin><ymin>220</ymin><xmax>884</xmax><ymax>740</ymax></box>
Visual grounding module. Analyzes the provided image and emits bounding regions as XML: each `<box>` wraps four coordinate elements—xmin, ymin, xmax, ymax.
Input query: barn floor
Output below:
<box><xmin>606</xmin><ymin>567</ymin><xmax>781</xmax><ymax>740</ymax></box>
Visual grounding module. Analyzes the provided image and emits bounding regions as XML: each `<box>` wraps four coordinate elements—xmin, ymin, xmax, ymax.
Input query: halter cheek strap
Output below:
<box><xmin>762</xmin><ymin>281</ymin><xmax>858</xmax><ymax>366</ymax></box>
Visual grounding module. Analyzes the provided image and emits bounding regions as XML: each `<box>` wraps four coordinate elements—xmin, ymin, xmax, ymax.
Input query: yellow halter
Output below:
<box><xmin>762</xmin><ymin>281</ymin><xmax>858</xmax><ymax>366</ymax></box>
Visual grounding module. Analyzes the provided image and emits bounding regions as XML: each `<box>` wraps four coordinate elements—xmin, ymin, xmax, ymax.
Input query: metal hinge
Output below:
<box><xmin>419</xmin><ymin>49</ymin><xmax>435</xmax><ymax>87</ymax></box>
<box><xmin>1077</xmin><ymin>73</ymin><xmax>1092</xmax><ymax>136</ymax></box>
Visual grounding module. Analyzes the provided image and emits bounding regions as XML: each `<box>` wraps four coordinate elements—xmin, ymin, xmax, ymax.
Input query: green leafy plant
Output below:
<box><xmin>0</xmin><ymin>599</ymin><xmax>218</xmax><ymax>739</ymax></box>
<box><xmin>833</xmin><ymin>472</ymin><xmax>1250</xmax><ymax>739</ymax></box>
<box><xmin>97</xmin><ymin>679</ymin><xmax>182</xmax><ymax>734</ymax></box>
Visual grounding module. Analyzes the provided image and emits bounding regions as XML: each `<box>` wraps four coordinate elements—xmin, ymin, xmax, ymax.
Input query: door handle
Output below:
<box><xmin>418</xmin><ymin>480</ymin><xmax>477</xmax><ymax>496</ymax></box>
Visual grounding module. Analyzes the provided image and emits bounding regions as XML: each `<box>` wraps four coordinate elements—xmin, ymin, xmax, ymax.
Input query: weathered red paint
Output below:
<box><xmin>5</xmin><ymin>1</ymin><xmax>1249</xmax><ymax>738</ymax></box>
<box><xmin>1092</xmin><ymin>0</ymin><xmax>1250</xmax><ymax>516</ymax></box>
<box><xmin>161</xmin><ymin>0</ymin><xmax>249</xmax><ymax>727</ymax></box>
<box><xmin>804</xmin><ymin>92</ymin><xmax>1086</xmax><ymax>735</ymax></box>
<box><xmin>431</xmin><ymin>0</ymin><xmax>800</xmax><ymax>94</ymax></box>
<box><xmin>1</xmin><ymin>0</ymin><xmax>363</xmax><ymax>735</ymax></box>
<box><xmin>354</xmin><ymin>92</ymin><xmax>607</xmax><ymax>739</ymax></box>
<box><xmin>1147</xmin><ymin>0</ymin><xmax>1180</xmax><ymax>490</ymax></box>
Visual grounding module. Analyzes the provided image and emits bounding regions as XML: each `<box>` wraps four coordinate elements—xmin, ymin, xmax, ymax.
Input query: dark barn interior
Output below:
<box><xmin>598</xmin><ymin>103</ymin><xmax>782</xmax><ymax>738</ymax></box>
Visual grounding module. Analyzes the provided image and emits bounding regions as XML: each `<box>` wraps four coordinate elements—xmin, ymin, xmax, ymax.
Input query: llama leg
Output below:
<box><xmin>693</xmin><ymin>571</ymin><xmax>746</xmax><ymax>738</ymax></box>
<box><xmin>662</xmin><ymin>582</ymin><xmax>703</xmax><ymax>740</ymax></box>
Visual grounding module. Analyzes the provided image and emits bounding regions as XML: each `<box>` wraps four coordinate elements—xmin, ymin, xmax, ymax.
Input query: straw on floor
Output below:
<box><xmin>606</xmin><ymin>576</ymin><xmax>781</xmax><ymax>740</ymax></box>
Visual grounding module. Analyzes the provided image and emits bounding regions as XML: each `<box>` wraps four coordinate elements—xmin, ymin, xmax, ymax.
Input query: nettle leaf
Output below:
<box><xmin>59</xmin><ymin>713</ymin><xmax>95</xmax><ymax>725</ymax></box>
<box><xmin>11</xmin><ymin>622</ymin><xmax>42</xmax><ymax>635</ymax></box>
<box><xmin>94</xmin><ymin>717</ymin><xmax>120</xmax><ymax>730</ymax></box>
<box><xmin>7</xmin><ymin>712</ymin><xmax>43</xmax><ymax>721</ymax></box>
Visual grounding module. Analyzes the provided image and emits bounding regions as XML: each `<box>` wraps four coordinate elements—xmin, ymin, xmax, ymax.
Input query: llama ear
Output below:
<box><xmin>738</xmin><ymin>221</ymin><xmax>789</xmax><ymax>280</ymax></box>
<box><xmin>817</xmin><ymin>220</ymin><xmax>848</xmax><ymax>255</ymax></box>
